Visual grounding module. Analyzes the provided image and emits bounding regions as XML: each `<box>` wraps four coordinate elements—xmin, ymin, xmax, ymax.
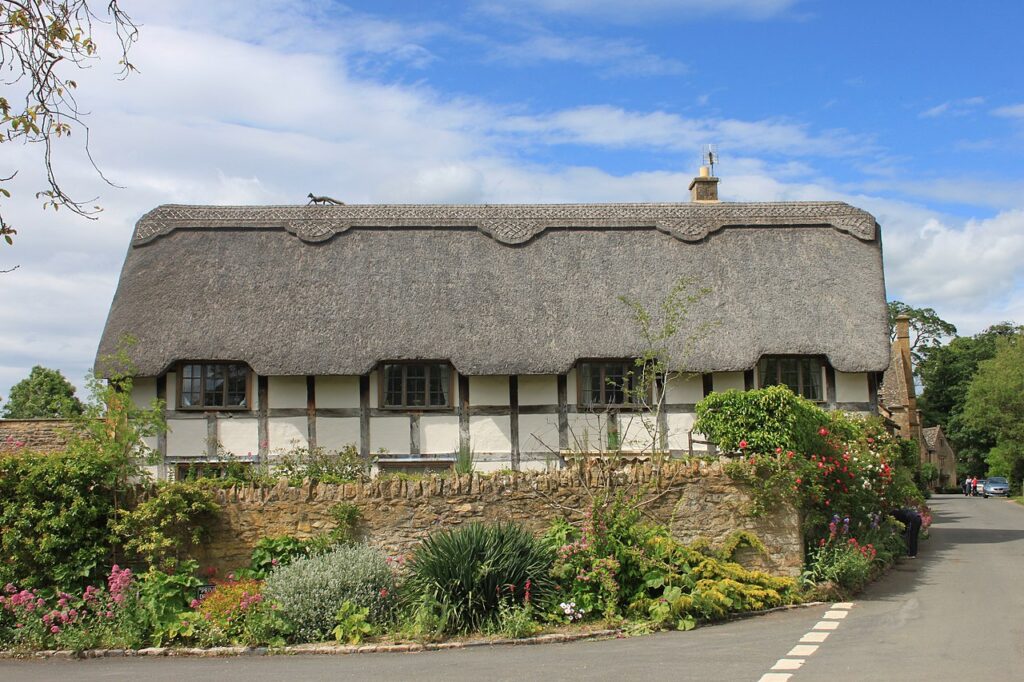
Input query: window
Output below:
<box><xmin>758</xmin><ymin>356</ymin><xmax>824</xmax><ymax>401</ymax></box>
<box><xmin>178</xmin><ymin>362</ymin><xmax>250</xmax><ymax>409</ymax></box>
<box><xmin>381</xmin><ymin>362</ymin><xmax>452</xmax><ymax>408</ymax></box>
<box><xmin>578</xmin><ymin>360</ymin><xmax>643</xmax><ymax>407</ymax></box>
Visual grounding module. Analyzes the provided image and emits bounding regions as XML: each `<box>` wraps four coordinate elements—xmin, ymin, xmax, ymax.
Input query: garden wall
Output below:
<box><xmin>0</xmin><ymin>419</ymin><xmax>79</xmax><ymax>453</ymax></box>
<box><xmin>197</xmin><ymin>460</ymin><xmax>804</xmax><ymax>577</ymax></box>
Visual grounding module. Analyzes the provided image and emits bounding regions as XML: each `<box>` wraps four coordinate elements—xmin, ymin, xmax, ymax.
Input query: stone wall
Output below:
<box><xmin>0</xmin><ymin>419</ymin><xmax>79</xmax><ymax>454</ymax></box>
<box><xmin>197</xmin><ymin>460</ymin><xmax>804</xmax><ymax>577</ymax></box>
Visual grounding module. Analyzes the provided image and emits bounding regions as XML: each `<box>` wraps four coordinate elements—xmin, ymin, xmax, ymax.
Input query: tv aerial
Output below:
<box><xmin>702</xmin><ymin>144</ymin><xmax>719</xmax><ymax>175</ymax></box>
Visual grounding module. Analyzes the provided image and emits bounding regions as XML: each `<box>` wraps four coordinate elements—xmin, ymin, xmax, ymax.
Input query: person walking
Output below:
<box><xmin>972</xmin><ymin>476</ymin><xmax>979</xmax><ymax>496</ymax></box>
<box><xmin>962</xmin><ymin>478</ymin><xmax>970</xmax><ymax>496</ymax></box>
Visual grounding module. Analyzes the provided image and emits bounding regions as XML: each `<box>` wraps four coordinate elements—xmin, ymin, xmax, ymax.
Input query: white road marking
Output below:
<box><xmin>771</xmin><ymin>659</ymin><xmax>805</xmax><ymax>671</ymax></box>
<box><xmin>787</xmin><ymin>644</ymin><xmax>819</xmax><ymax>656</ymax></box>
<box><xmin>756</xmin><ymin>602</ymin><xmax>854</xmax><ymax>681</ymax></box>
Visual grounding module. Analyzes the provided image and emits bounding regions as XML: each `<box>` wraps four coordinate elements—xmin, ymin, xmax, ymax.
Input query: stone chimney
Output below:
<box><xmin>895</xmin><ymin>314</ymin><xmax>921</xmax><ymax>433</ymax></box>
<box><xmin>689</xmin><ymin>165</ymin><xmax>719</xmax><ymax>202</ymax></box>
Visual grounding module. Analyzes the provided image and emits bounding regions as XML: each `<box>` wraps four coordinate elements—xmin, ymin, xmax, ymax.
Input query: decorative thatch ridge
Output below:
<box><xmin>132</xmin><ymin>202</ymin><xmax>878</xmax><ymax>246</ymax></box>
<box><xmin>98</xmin><ymin>200</ymin><xmax>889</xmax><ymax>377</ymax></box>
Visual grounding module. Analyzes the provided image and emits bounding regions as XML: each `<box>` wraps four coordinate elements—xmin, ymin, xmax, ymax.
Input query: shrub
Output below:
<box><xmin>273</xmin><ymin>444</ymin><xmax>368</xmax><ymax>485</ymax></box>
<box><xmin>694</xmin><ymin>386</ymin><xmax>826</xmax><ymax>455</ymax></box>
<box><xmin>111</xmin><ymin>482</ymin><xmax>220</xmax><ymax>568</ymax></box>
<box><xmin>192</xmin><ymin>579</ymin><xmax>290</xmax><ymax>646</ymax></box>
<box><xmin>404</xmin><ymin>522</ymin><xmax>555</xmax><ymax>634</ymax></box>
<box><xmin>264</xmin><ymin>544</ymin><xmax>394</xmax><ymax>642</ymax></box>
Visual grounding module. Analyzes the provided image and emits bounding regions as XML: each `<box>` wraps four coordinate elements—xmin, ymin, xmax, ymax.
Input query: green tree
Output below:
<box><xmin>1</xmin><ymin>364</ymin><xmax>84</xmax><ymax>418</ymax></box>
<box><xmin>1</xmin><ymin>1</ymin><xmax>138</xmax><ymax>245</ymax></box>
<box><xmin>962</xmin><ymin>332</ymin><xmax>1024</xmax><ymax>488</ymax></box>
<box><xmin>887</xmin><ymin>301</ymin><xmax>957</xmax><ymax>369</ymax></box>
<box><xmin>916</xmin><ymin>323</ymin><xmax>1020</xmax><ymax>476</ymax></box>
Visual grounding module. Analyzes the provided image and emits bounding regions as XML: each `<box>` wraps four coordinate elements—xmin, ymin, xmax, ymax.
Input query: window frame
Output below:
<box><xmin>175</xmin><ymin>361</ymin><xmax>252</xmax><ymax>411</ymax></box>
<box><xmin>378</xmin><ymin>361</ymin><xmax>455</xmax><ymax>411</ymax></box>
<box><xmin>576</xmin><ymin>359</ymin><xmax>649</xmax><ymax>408</ymax></box>
<box><xmin>756</xmin><ymin>355</ymin><xmax>826</xmax><ymax>402</ymax></box>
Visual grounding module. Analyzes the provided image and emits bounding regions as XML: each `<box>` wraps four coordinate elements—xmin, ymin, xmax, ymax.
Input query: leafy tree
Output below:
<box><xmin>1</xmin><ymin>364</ymin><xmax>84</xmax><ymax>418</ymax></box>
<box><xmin>887</xmin><ymin>301</ymin><xmax>957</xmax><ymax>369</ymax></box>
<box><xmin>0</xmin><ymin>1</ymin><xmax>138</xmax><ymax>245</ymax></box>
<box><xmin>916</xmin><ymin>323</ymin><xmax>1021</xmax><ymax>477</ymax></box>
<box><xmin>962</xmin><ymin>332</ymin><xmax>1024</xmax><ymax>487</ymax></box>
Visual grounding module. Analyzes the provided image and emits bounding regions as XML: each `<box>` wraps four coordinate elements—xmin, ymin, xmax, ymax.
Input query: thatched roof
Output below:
<box><xmin>96</xmin><ymin>202</ymin><xmax>890</xmax><ymax>377</ymax></box>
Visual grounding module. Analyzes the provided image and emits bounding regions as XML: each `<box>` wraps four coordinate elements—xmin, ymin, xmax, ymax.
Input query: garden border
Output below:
<box><xmin>0</xmin><ymin>602</ymin><xmax>824</xmax><ymax>660</ymax></box>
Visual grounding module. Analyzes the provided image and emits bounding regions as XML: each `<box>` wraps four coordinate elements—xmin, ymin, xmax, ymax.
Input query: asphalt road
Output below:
<box><xmin>2</xmin><ymin>494</ymin><xmax>1021</xmax><ymax>681</ymax></box>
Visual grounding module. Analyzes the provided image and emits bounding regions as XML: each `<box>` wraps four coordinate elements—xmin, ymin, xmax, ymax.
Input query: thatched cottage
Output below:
<box><xmin>97</xmin><ymin>172</ymin><xmax>890</xmax><ymax>478</ymax></box>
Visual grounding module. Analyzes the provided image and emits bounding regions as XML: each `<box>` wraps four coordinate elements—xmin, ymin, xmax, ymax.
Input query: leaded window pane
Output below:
<box><xmin>226</xmin><ymin>364</ymin><xmax>248</xmax><ymax>407</ymax></box>
<box><xmin>429</xmin><ymin>365</ymin><xmax>450</xmax><ymax>406</ymax></box>
<box><xmin>405</xmin><ymin>365</ymin><xmax>426</xmax><ymax>406</ymax></box>
<box><xmin>384</xmin><ymin>364</ymin><xmax>403</xmax><ymax>406</ymax></box>
<box><xmin>181</xmin><ymin>364</ymin><xmax>201</xmax><ymax>407</ymax></box>
<box><xmin>802</xmin><ymin>358</ymin><xmax>822</xmax><ymax>401</ymax></box>
<box><xmin>203</xmin><ymin>364</ymin><xmax>225</xmax><ymax>407</ymax></box>
<box><xmin>779</xmin><ymin>358</ymin><xmax>799</xmax><ymax>394</ymax></box>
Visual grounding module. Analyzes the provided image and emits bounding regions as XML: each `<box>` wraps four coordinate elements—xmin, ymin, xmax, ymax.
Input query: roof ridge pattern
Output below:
<box><xmin>132</xmin><ymin>201</ymin><xmax>877</xmax><ymax>246</ymax></box>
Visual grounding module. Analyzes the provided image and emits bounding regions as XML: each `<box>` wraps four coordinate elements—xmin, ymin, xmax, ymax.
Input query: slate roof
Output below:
<box><xmin>96</xmin><ymin>201</ymin><xmax>891</xmax><ymax>377</ymax></box>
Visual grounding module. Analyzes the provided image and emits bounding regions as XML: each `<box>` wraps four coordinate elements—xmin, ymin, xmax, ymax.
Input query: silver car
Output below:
<box><xmin>983</xmin><ymin>476</ymin><xmax>1010</xmax><ymax>498</ymax></box>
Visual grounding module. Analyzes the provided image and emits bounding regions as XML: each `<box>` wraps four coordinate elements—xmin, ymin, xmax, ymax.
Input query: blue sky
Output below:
<box><xmin>1</xmin><ymin>0</ymin><xmax>1023</xmax><ymax>402</ymax></box>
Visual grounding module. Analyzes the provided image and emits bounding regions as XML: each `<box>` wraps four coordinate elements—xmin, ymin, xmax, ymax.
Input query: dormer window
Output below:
<box><xmin>757</xmin><ymin>356</ymin><xmax>824</xmax><ymax>401</ymax></box>
<box><xmin>178</xmin><ymin>362</ymin><xmax>250</xmax><ymax>409</ymax></box>
<box><xmin>578</xmin><ymin>360</ymin><xmax>643</xmax><ymax>407</ymax></box>
<box><xmin>380</xmin><ymin>362</ymin><xmax>453</xmax><ymax>409</ymax></box>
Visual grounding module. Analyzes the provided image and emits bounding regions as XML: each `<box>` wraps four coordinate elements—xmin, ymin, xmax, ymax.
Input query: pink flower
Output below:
<box><xmin>818</xmin><ymin>428</ymin><xmax>829</xmax><ymax>436</ymax></box>
<box><xmin>738</xmin><ymin>440</ymin><xmax>748</xmax><ymax>449</ymax></box>
<box><xmin>190</xmin><ymin>599</ymin><xmax>201</xmax><ymax>609</ymax></box>
<box><xmin>51</xmin><ymin>625</ymin><xmax>60</xmax><ymax>634</ymax></box>
<box><xmin>379</xmin><ymin>588</ymin><xmax>389</xmax><ymax>599</ymax></box>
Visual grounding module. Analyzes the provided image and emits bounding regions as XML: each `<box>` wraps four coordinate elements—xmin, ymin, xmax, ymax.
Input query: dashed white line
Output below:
<box><xmin>771</xmin><ymin>658</ymin><xmax>805</xmax><ymax>671</ymax></box>
<box><xmin>755</xmin><ymin>602</ymin><xmax>855</xmax><ymax>680</ymax></box>
<box><xmin>787</xmin><ymin>645</ymin><xmax>819</xmax><ymax>656</ymax></box>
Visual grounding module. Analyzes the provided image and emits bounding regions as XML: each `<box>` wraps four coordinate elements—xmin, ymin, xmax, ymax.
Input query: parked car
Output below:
<box><xmin>983</xmin><ymin>477</ymin><xmax>1010</xmax><ymax>498</ymax></box>
<box><xmin>974</xmin><ymin>479</ymin><xmax>986</xmax><ymax>496</ymax></box>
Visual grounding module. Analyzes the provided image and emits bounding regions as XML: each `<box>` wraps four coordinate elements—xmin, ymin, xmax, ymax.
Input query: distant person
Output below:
<box><xmin>892</xmin><ymin>507</ymin><xmax>922</xmax><ymax>558</ymax></box>
<box><xmin>962</xmin><ymin>478</ymin><xmax>970</xmax><ymax>496</ymax></box>
<box><xmin>972</xmin><ymin>476</ymin><xmax>979</xmax><ymax>496</ymax></box>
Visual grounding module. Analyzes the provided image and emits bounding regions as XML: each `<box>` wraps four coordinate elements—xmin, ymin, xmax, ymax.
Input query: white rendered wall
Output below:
<box><xmin>317</xmin><ymin>417</ymin><xmax>361</xmax><ymax>451</ymax></box>
<box><xmin>665</xmin><ymin>373</ymin><xmax>703</xmax><ymax>403</ymax></box>
<box><xmin>519</xmin><ymin>413</ymin><xmax>560</xmax><ymax>455</ymax></box>
<box><xmin>132</xmin><ymin>377</ymin><xmax>157</xmax><ymax>409</ymax></box>
<box><xmin>166</xmin><ymin>371</ymin><xmax>178</xmax><ymax>409</ymax></box>
<box><xmin>565</xmin><ymin>412</ymin><xmax>608</xmax><ymax>452</ymax></box>
<box><xmin>469</xmin><ymin>415</ymin><xmax>512</xmax><ymax>454</ymax></box>
<box><xmin>421</xmin><ymin>415</ymin><xmax>460</xmax><ymax>455</ymax></box>
<box><xmin>268</xmin><ymin>376</ymin><xmax>307</xmax><ymax>409</ymax></box>
<box><xmin>518</xmin><ymin>375</ymin><xmax>558</xmax><ymax>406</ymax></box>
<box><xmin>268</xmin><ymin>417</ymin><xmax>307</xmax><ymax>451</ymax></box>
<box><xmin>666</xmin><ymin>413</ymin><xmax>699</xmax><ymax>451</ymax></box>
<box><xmin>166</xmin><ymin>418</ymin><xmax>207</xmax><ymax>458</ymax></box>
<box><xmin>835</xmin><ymin>372</ymin><xmax>870</xmax><ymax>403</ymax></box>
<box><xmin>219</xmin><ymin>418</ymin><xmax>259</xmax><ymax>457</ymax></box>
<box><xmin>618</xmin><ymin>412</ymin><xmax>658</xmax><ymax>452</ymax></box>
<box><xmin>368</xmin><ymin>370</ymin><xmax>379</xmax><ymax>406</ymax></box>
<box><xmin>316</xmin><ymin>376</ymin><xmax>360</xmax><ymax>408</ymax></box>
<box><xmin>370</xmin><ymin>416</ymin><xmax>409</xmax><ymax>454</ymax></box>
<box><xmin>469</xmin><ymin>376</ymin><xmax>509</xmax><ymax>406</ymax></box>
<box><xmin>712</xmin><ymin>372</ymin><xmax>745</xmax><ymax>392</ymax></box>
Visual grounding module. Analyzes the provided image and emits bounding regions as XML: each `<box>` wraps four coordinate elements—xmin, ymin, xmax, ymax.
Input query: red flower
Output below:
<box><xmin>818</xmin><ymin>428</ymin><xmax>829</xmax><ymax>436</ymax></box>
<box><xmin>795</xmin><ymin>477</ymin><xmax>802</xmax><ymax>484</ymax></box>
<box><xmin>738</xmin><ymin>440</ymin><xmax>748</xmax><ymax>449</ymax></box>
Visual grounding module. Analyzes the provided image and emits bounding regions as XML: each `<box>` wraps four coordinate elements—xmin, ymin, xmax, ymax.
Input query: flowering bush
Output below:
<box><xmin>181</xmin><ymin>579</ymin><xmax>290</xmax><ymax>646</ymax></box>
<box><xmin>264</xmin><ymin>544</ymin><xmax>395</xmax><ymax>642</ymax></box>
<box><xmin>545</xmin><ymin>495</ymin><xmax>799</xmax><ymax>628</ymax></box>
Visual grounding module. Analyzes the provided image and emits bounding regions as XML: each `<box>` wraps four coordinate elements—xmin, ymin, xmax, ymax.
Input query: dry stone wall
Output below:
<box><xmin>0</xmin><ymin>419</ymin><xmax>79</xmax><ymax>453</ymax></box>
<box><xmin>197</xmin><ymin>460</ymin><xmax>804</xmax><ymax>577</ymax></box>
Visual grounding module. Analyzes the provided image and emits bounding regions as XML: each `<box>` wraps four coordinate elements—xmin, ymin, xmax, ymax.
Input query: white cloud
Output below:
<box><xmin>992</xmin><ymin>103</ymin><xmax>1024</xmax><ymax>119</ymax></box>
<box><xmin>476</xmin><ymin>0</ymin><xmax>802</xmax><ymax>23</ymax></box>
<box><xmin>488</xmin><ymin>34</ymin><xmax>687</xmax><ymax>77</ymax></box>
<box><xmin>919</xmin><ymin>96</ymin><xmax>985</xmax><ymax>118</ymax></box>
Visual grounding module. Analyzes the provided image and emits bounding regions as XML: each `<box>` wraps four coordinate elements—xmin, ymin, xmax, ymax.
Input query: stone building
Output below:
<box><xmin>96</xmin><ymin>170</ymin><xmax>891</xmax><ymax>479</ymax></box>
<box><xmin>922</xmin><ymin>426</ymin><xmax>957</xmax><ymax>489</ymax></box>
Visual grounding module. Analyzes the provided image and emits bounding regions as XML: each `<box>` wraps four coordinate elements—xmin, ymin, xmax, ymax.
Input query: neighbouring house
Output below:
<box><xmin>96</xmin><ymin>169</ymin><xmax>891</xmax><ymax>479</ymax></box>
<box><xmin>878</xmin><ymin>316</ymin><xmax>957</xmax><ymax>489</ymax></box>
<box><xmin>922</xmin><ymin>426</ymin><xmax>957</xmax><ymax>489</ymax></box>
